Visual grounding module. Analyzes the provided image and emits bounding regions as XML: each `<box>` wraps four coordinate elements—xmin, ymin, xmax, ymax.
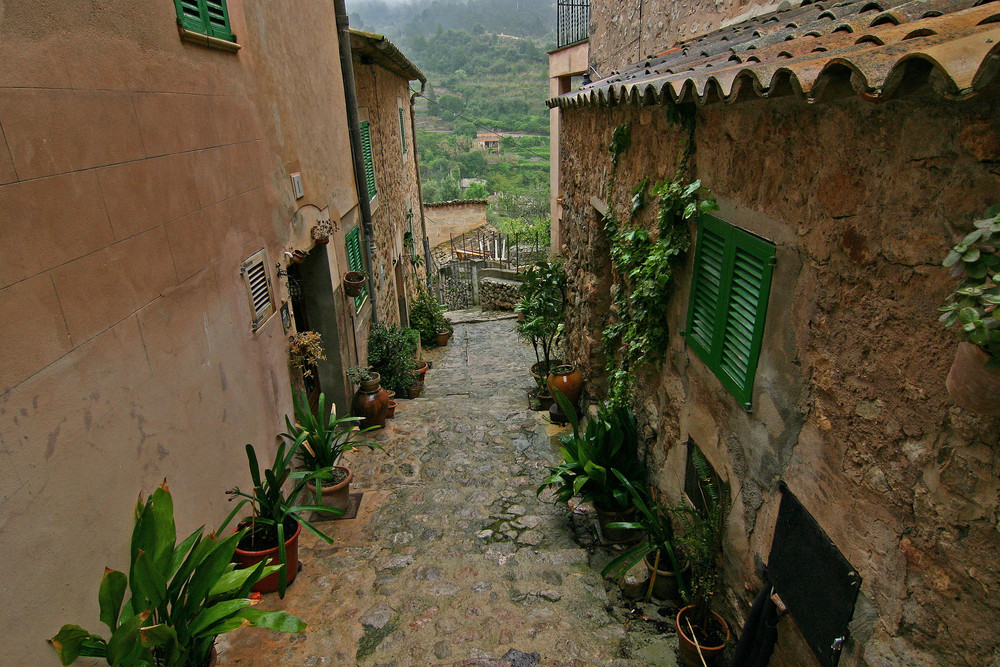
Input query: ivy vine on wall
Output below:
<box><xmin>601</xmin><ymin>109</ymin><xmax>717</xmax><ymax>404</ymax></box>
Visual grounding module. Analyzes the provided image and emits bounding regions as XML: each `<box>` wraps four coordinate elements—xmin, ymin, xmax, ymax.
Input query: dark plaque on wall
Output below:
<box><xmin>767</xmin><ymin>482</ymin><xmax>862</xmax><ymax>666</ymax></box>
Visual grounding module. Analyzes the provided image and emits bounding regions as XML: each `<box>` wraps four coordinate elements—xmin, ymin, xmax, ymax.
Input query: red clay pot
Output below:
<box><xmin>437</xmin><ymin>331</ymin><xmax>449</xmax><ymax>346</ymax></box>
<box><xmin>387</xmin><ymin>400</ymin><xmax>397</xmax><ymax>418</ymax></box>
<box><xmin>344</xmin><ymin>271</ymin><xmax>365</xmax><ymax>297</ymax></box>
<box><xmin>595</xmin><ymin>505</ymin><xmax>641</xmax><ymax>544</ymax></box>
<box><xmin>547</xmin><ymin>364</ymin><xmax>583</xmax><ymax>407</ymax></box>
<box><xmin>644</xmin><ymin>553</ymin><xmax>690</xmax><ymax>601</ymax></box>
<box><xmin>676</xmin><ymin>606</ymin><xmax>730</xmax><ymax>667</ymax></box>
<box><xmin>352</xmin><ymin>374</ymin><xmax>388</xmax><ymax>429</ymax></box>
<box><xmin>412</xmin><ymin>360</ymin><xmax>429</xmax><ymax>383</ymax></box>
<box><xmin>305</xmin><ymin>465</ymin><xmax>353</xmax><ymax>512</ymax></box>
<box><xmin>234</xmin><ymin>520</ymin><xmax>301</xmax><ymax>594</ymax></box>
<box><xmin>946</xmin><ymin>342</ymin><xmax>1000</xmax><ymax>415</ymax></box>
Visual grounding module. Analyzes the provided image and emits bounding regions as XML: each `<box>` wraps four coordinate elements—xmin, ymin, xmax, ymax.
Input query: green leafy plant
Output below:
<box><xmin>367</xmin><ymin>323</ymin><xmax>420</xmax><ymax>394</ymax></box>
<box><xmin>281</xmin><ymin>392</ymin><xmax>383</xmax><ymax>495</ymax></box>
<box><xmin>609</xmin><ymin>122</ymin><xmax>632</xmax><ymax>169</ymax></box>
<box><xmin>537</xmin><ymin>391</ymin><xmax>646</xmax><ymax>512</ymax></box>
<box><xmin>346</xmin><ymin>365</ymin><xmax>376</xmax><ymax>386</ymax></box>
<box><xmin>49</xmin><ymin>482</ymin><xmax>305</xmax><ymax>666</ymax></box>
<box><xmin>515</xmin><ymin>259</ymin><xmax>567</xmax><ymax>390</ymax></box>
<box><xmin>226</xmin><ymin>442</ymin><xmax>340</xmax><ymax>597</ymax></box>
<box><xmin>939</xmin><ymin>207</ymin><xmax>1000</xmax><ymax>366</ymax></box>
<box><xmin>409</xmin><ymin>286</ymin><xmax>451</xmax><ymax>346</ymax></box>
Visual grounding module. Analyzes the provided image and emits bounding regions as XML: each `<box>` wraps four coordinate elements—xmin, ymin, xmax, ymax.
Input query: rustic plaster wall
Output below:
<box><xmin>424</xmin><ymin>200</ymin><xmax>489</xmax><ymax>248</ymax></box>
<box><xmin>0</xmin><ymin>2</ymin><xmax>364</xmax><ymax>663</ymax></box>
<box><xmin>557</xmin><ymin>81</ymin><xmax>1000</xmax><ymax>666</ymax></box>
<box><xmin>589</xmin><ymin>0</ymin><xmax>783</xmax><ymax>74</ymax></box>
<box><xmin>354</xmin><ymin>59</ymin><xmax>427</xmax><ymax>328</ymax></box>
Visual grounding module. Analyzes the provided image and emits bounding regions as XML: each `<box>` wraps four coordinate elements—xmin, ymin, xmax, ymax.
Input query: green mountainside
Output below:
<box><xmin>350</xmin><ymin>0</ymin><xmax>553</xmax><ymax>238</ymax></box>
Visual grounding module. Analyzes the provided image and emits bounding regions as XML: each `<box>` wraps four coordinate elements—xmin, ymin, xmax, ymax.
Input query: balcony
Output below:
<box><xmin>557</xmin><ymin>0</ymin><xmax>590</xmax><ymax>49</ymax></box>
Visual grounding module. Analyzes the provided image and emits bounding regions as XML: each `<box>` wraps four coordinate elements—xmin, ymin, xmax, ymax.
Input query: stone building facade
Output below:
<box><xmin>352</xmin><ymin>30</ymin><xmax>429</xmax><ymax>328</ymax></box>
<box><xmin>552</xmin><ymin>0</ymin><xmax>1000</xmax><ymax>664</ymax></box>
<box><xmin>0</xmin><ymin>3</ymin><xmax>428</xmax><ymax>663</ymax></box>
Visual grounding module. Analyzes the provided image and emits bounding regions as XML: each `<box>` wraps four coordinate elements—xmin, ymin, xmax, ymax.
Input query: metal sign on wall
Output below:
<box><xmin>768</xmin><ymin>483</ymin><xmax>862</xmax><ymax>666</ymax></box>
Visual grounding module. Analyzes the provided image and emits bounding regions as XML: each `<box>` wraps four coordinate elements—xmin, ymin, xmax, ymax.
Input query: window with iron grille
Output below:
<box><xmin>345</xmin><ymin>226</ymin><xmax>368</xmax><ymax>311</ymax></box>
<box><xmin>174</xmin><ymin>0</ymin><xmax>236</xmax><ymax>42</ymax></box>
<box><xmin>399</xmin><ymin>108</ymin><xmax>407</xmax><ymax>154</ymax></box>
<box><xmin>360</xmin><ymin>120</ymin><xmax>377</xmax><ymax>201</ymax></box>
<box><xmin>240</xmin><ymin>249</ymin><xmax>275</xmax><ymax>330</ymax></box>
<box><xmin>685</xmin><ymin>215</ymin><xmax>775</xmax><ymax>408</ymax></box>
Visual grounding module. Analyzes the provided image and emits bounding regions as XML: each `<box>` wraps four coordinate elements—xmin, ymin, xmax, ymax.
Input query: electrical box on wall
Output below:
<box><xmin>290</xmin><ymin>172</ymin><xmax>304</xmax><ymax>199</ymax></box>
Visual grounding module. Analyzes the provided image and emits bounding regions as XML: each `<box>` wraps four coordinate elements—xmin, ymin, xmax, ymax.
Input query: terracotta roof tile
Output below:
<box><xmin>549</xmin><ymin>0</ymin><xmax>1000</xmax><ymax>107</ymax></box>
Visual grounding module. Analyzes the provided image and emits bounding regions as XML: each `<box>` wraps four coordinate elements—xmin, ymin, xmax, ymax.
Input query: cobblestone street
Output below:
<box><xmin>218</xmin><ymin>315</ymin><xmax>678</xmax><ymax>666</ymax></box>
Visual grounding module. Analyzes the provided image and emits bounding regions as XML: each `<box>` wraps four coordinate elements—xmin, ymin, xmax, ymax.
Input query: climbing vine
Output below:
<box><xmin>601</xmin><ymin>109</ymin><xmax>717</xmax><ymax>404</ymax></box>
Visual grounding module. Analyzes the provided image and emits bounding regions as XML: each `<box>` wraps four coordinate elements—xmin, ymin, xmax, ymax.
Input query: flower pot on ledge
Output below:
<box><xmin>344</xmin><ymin>271</ymin><xmax>366</xmax><ymax>297</ymax></box>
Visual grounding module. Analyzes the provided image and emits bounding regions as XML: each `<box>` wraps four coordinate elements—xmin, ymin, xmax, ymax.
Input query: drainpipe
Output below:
<box><xmin>409</xmin><ymin>80</ymin><xmax>433</xmax><ymax>290</ymax></box>
<box><xmin>334</xmin><ymin>0</ymin><xmax>378</xmax><ymax>323</ymax></box>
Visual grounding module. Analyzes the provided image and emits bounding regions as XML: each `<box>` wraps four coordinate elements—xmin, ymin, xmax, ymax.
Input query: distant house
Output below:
<box><xmin>475</xmin><ymin>132</ymin><xmax>502</xmax><ymax>152</ymax></box>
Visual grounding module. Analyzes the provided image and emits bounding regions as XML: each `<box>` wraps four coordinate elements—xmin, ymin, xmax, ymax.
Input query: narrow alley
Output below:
<box><xmin>217</xmin><ymin>315</ymin><xmax>676</xmax><ymax>666</ymax></box>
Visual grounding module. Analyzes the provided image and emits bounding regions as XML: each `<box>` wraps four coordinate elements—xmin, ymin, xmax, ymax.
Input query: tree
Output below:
<box><xmin>465</xmin><ymin>182</ymin><xmax>489</xmax><ymax>199</ymax></box>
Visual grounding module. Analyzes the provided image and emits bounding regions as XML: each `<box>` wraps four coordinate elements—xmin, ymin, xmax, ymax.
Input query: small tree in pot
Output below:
<box><xmin>516</xmin><ymin>260</ymin><xmax>567</xmax><ymax>394</ymax></box>
<box><xmin>939</xmin><ymin>207</ymin><xmax>1000</xmax><ymax>414</ymax></box>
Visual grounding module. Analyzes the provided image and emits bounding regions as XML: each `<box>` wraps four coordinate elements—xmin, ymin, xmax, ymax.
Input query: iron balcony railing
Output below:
<box><xmin>557</xmin><ymin>0</ymin><xmax>590</xmax><ymax>48</ymax></box>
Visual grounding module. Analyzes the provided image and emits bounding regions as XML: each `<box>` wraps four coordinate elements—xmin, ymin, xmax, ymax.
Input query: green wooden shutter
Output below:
<box><xmin>399</xmin><ymin>108</ymin><xmax>407</xmax><ymax>154</ymax></box>
<box><xmin>685</xmin><ymin>215</ymin><xmax>775</xmax><ymax>407</ymax></box>
<box><xmin>360</xmin><ymin>121</ymin><xmax>377</xmax><ymax>201</ymax></box>
<box><xmin>174</xmin><ymin>0</ymin><xmax>235</xmax><ymax>42</ymax></box>
<box><xmin>346</xmin><ymin>226</ymin><xmax>368</xmax><ymax>310</ymax></box>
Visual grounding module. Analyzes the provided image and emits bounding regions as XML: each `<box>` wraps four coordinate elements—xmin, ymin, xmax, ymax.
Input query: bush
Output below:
<box><xmin>368</xmin><ymin>322</ymin><xmax>419</xmax><ymax>394</ymax></box>
<box><xmin>410</xmin><ymin>286</ymin><xmax>452</xmax><ymax>347</ymax></box>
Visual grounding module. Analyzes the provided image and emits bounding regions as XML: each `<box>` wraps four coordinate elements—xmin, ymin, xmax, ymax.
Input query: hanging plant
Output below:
<box><xmin>289</xmin><ymin>330</ymin><xmax>326</xmax><ymax>378</ymax></box>
<box><xmin>312</xmin><ymin>219</ymin><xmax>334</xmax><ymax>245</ymax></box>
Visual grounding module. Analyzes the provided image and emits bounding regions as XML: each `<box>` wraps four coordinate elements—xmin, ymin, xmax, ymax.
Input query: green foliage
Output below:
<box><xmin>538</xmin><ymin>393</ymin><xmax>646</xmax><ymax>511</ymax></box>
<box><xmin>515</xmin><ymin>260</ymin><xmax>566</xmax><ymax>387</ymax></box>
<box><xmin>346</xmin><ymin>365</ymin><xmax>376</xmax><ymax>386</ymax></box>
<box><xmin>409</xmin><ymin>286</ymin><xmax>452</xmax><ymax>349</ymax></box>
<box><xmin>939</xmin><ymin>207</ymin><xmax>1000</xmax><ymax>365</ymax></box>
<box><xmin>464</xmin><ymin>181</ymin><xmax>489</xmax><ymax>199</ymax></box>
<box><xmin>602</xmin><ymin>173</ymin><xmax>717</xmax><ymax>404</ymax></box>
<box><xmin>49</xmin><ymin>483</ymin><xmax>305</xmax><ymax>666</ymax></box>
<box><xmin>367</xmin><ymin>323</ymin><xmax>420</xmax><ymax>394</ymax></box>
<box><xmin>609</xmin><ymin>122</ymin><xmax>632</xmax><ymax>168</ymax></box>
<box><xmin>226</xmin><ymin>442</ymin><xmax>339</xmax><ymax>597</ymax></box>
<box><xmin>282</xmin><ymin>392</ymin><xmax>382</xmax><ymax>484</ymax></box>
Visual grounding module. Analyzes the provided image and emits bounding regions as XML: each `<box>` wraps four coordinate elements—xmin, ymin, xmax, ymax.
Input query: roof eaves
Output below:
<box><xmin>350</xmin><ymin>29</ymin><xmax>427</xmax><ymax>84</ymax></box>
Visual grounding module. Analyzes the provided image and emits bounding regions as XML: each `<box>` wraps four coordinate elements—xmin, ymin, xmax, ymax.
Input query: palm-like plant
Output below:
<box><xmin>537</xmin><ymin>391</ymin><xmax>645</xmax><ymax>511</ymax></box>
<box><xmin>226</xmin><ymin>440</ymin><xmax>340</xmax><ymax>597</ymax></box>
<box><xmin>49</xmin><ymin>482</ymin><xmax>305</xmax><ymax>666</ymax></box>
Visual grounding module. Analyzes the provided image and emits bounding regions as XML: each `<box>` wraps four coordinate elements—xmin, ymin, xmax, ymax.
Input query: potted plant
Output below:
<box><xmin>282</xmin><ymin>391</ymin><xmax>382</xmax><ymax>513</ymax></box>
<box><xmin>601</xmin><ymin>472</ymin><xmax>689</xmax><ymax>602</ymax></box>
<box><xmin>311</xmin><ymin>219</ymin><xmax>333</xmax><ymax>245</ymax></box>
<box><xmin>49</xmin><ymin>482</ymin><xmax>306</xmax><ymax>666</ymax></box>
<box><xmin>347</xmin><ymin>365</ymin><xmax>389</xmax><ymax>428</ymax></box>
<box><xmin>939</xmin><ymin>207</ymin><xmax>1000</xmax><ymax>414</ymax></box>
<box><xmin>368</xmin><ymin>322</ymin><xmax>419</xmax><ymax>396</ymax></box>
<box><xmin>344</xmin><ymin>270</ymin><xmax>367</xmax><ymax>297</ymax></box>
<box><xmin>537</xmin><ymin>391</ymin><xmax>646</xmax><ymax>542</ymax></box>
<box><xmin>516</xmin><ymin>260</ymin><xmax>566</xmax><ymax>403</ymax></box>
<box><xmin>289</xmin><ymin>330</ymin><xmax>325</xmax><ymax>379</ymax></box>
<box><xmin>673</xmin><ymin>448</ymin><xmax>732</xmax><ymax>667</ymax></box>
<box><xmin>410</xmin><ymin>285</ymin><xmax>452</xmax><ymax>347</ymax></box>
<box><xmin>227</xmin><ymin>442</ymin><xmax>340</xmax><ymax>597</ymax></box>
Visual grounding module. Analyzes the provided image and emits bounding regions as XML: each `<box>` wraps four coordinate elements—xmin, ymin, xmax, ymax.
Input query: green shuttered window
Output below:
<box><xmin>685</xmin><ymin>215</ymin><xmax>775</xmax><ymax>408</ymax></box>
<box><xmin>345</xmin><ymin>226</ymin><xmax>368</xmax><ymax>311</ymax></box>
<box><xmin>174</xmin><ymin>0</ymin><xmax>236</xmax><ymax>42</ymax></box>
<box><xmin>360</xmin><ymin>120</ymin><xmax>378</xmax><ymax>201</ymax></box>
<box><xmin>399</xmin><ymin>108</ymin><xmax>407</xmax><ymax>154</ymax></box>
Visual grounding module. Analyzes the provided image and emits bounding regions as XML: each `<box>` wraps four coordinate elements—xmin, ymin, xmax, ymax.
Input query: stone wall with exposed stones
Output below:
<box><xmin>480</xmin><ymin>276</ymin><xmax>522</xmax><ymax>312</ymax></box>
<box><xmin>557</xmin><ymin>82</ymin><xmax>1000</xmax><ymax>666</ymax></box>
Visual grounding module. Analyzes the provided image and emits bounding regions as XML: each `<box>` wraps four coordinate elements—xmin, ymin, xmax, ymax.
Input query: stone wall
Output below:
<box><xmin>589</xmin><ymin>0</ymin><xmax>783</xmax><ymax>74</ymax></box>
<box><xmin>353</xmin><ymin>57</ymin><xmax>427</xmax><ymax>327</ymax></box>
<box><xmin>558</xmin><ymin>82</ymin><xmax>1000</xmax><ymax>666</ymax></box>
<box><xmin>480</xmin><ymin>275</ymin><xmax>522</xmax><ymax>311</ymax></box>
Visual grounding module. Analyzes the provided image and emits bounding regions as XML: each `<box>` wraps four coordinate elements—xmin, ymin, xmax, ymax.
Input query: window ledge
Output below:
<box><xmin>178</xmin><ymin>27</ymin><xmax>241</xmax><ymax>53</ymax></box>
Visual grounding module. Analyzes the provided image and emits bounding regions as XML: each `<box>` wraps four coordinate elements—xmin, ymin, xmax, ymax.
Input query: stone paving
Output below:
<box><xmin>218</xmin><ymin>316</ymin><xmax>679</xmax><ymax>666</ymax></box>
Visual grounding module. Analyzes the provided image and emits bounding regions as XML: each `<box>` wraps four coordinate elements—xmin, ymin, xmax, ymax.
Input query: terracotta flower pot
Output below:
<box><xmin>387</xmin><ymin>400</ymin><xmax>397</xmax><ymax>418</ymax></box>
<box><xmin>530</xmin><ymin>359</ymin><xmax>562</xmax><ymax>384</ymax></box>
<box><xmin>547</xmin><ymin>364</ymin><xmax>583</xmax><ymax>407</ymax></box>
<box><xmin>305</xmin><ymin>465</ymin><xmax>353</xmax><ymax>512</ymax></box>
<box><xmin>314</xmin><ymin>236</ymin><xmax>330</xmax><ymax>246</ymax></box>
<box><xmin>946</xmin><ymin>342</ymin><xmax>1000</xmax><ymax>415</ymax></box>
<box><xmin>234</xmin><ymin>520</ymin><xmax>301</xmax><ymax>594</ymax></box>
<box><xmin>412</xmin><ymin>360</ymin><xmax>429</xmax><ymax>384</ymax></box>
<box><xmin>344</xmin><ymin>271</ymin><xmax>366</xmax><ymax>297</ymax></box>
<box><xmin>352</xmin><ymin>374</ymin><xmax>388</xmax><ymax>429</ymax></box>
<box><xmin>644</xmin><ymin>552</ymin><xmax>690</xmax><ymax>601</ymax></box>
<box><xmin>595</xmin><ymin>505</ymin><xmax>641</xmax><ymax>544</ymax></box>
<box><xmin>436</xmin><ymin>331</ymin><xmax>449</xmax><ymax>346</ymax></box>
<box><xmin>537</xmin><ymin>389</ymin><xmax>554</xmax><ymax>411</ymax></box>
<box><xmin>407</xmin><ymin>382</ymin><xmax>423</xmax><ymax>399</ymax></box>
<box><xmin>676</xmin><ymin>606</ymin><xmax>731</xmax><ymax>667</ymax></box>
<box><xmin>290</xmin><ymin>249</ymin><xmax>309</xmax><ymax>264</ymax></box>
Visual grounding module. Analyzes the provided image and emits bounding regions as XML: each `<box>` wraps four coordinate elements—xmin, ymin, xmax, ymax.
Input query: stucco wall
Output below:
<box><xmin>589</xmin><ymin>0</ymin><xmax>783</xmax><ymax>74</ymax></box>
<box><xmin>557</xmin><ymin>82</ymin><xmax>1000</xmax><ymax>665</ymax></box>
<box><xmin>0</xmin><ymin>2</ymin><xmax>362</xmax><ymax>663</ymax></box>
<box><xmin>354</xmin><ymin>57</ymin><xmax>427</xmax><ymax>327</ymax></box>
<box><xmin>424</xmin><ymin>200</ymin><xmax>489</xmax><ymax>248</ymax></box>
